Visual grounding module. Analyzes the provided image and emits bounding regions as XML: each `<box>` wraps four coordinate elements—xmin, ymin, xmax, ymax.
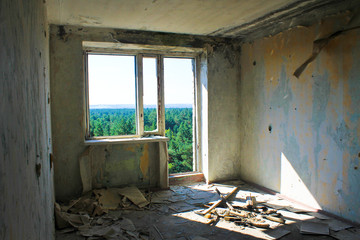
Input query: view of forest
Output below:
<box><xmin>89</xmin><ymin>108</ymin><xmax>193</xmax><ymax>173</ymax></box>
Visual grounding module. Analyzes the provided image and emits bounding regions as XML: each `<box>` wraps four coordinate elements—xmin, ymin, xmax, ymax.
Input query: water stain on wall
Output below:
<box><xmin>140</xmin><ymin>144</ymin><xmax>150</xmax><ymax>179</ymax></box>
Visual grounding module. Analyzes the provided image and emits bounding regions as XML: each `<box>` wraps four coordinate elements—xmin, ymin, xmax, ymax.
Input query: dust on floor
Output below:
<box><xmin>56</xmin><ymin>180</ymin><xmax>359</xmax><ymax>240</ymax></box>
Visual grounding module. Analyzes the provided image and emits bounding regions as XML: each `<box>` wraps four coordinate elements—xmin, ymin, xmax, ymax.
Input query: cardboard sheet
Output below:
<box><xmin>278</xmin><ymin>210</ymin><xmax>314</xmax><ymax>221</ymax></box>
<box><xmin>327</xmin><ymin>219</ymin><xmax>353</xmax><ymax>232</ymax></box>
<box><xmin>55</xmin><ymin>202</ymin><xmax>91</xmax><ymax>229</ymax></box>
<box><xmin>263</xmin><ymin>228</ymin><xmax>291</xmax><ymax>240</ymax></box>
<box><xmin>300</xmin><ymin>221</ymin><xmax>329</xmax><ymax>235</ymax></box>
<box><xmin>78</xmin><ymin>217</ymin><xmax>137</xmax><ymax>239</ymax></box>
<box><xmin>118</xmin><ymin>186</ymin><xmax>149</xmax><ymax>208</ymax></box>
<box><xmin>93</xmin><ymin>188</ymin><xmax>122</xmax><ymax>210</ymax></box>
<box><xmin>307</xmin><ymin>212</ymin><xmax>332</xmax><ymax>220</ymax></box>
<box><xmin>331</xmin><ymin>229</ymin><xmax>360</xmax><ymax>240</ymax></box>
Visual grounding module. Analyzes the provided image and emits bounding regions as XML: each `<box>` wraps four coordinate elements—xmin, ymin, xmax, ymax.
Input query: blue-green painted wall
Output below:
<box><xmin>239</xmin><ymin>11</ymin><xmax>360</xmax><ymax>223</ymax></box>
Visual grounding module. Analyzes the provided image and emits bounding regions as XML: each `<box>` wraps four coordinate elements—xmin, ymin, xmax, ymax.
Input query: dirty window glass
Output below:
<box><xmin>87</xmin><ymin>54</ymin><xmax>136</xmax><ymax>137</ymax></box>
<box><xmin>143</xmin><ymin>57</ymin><xmax>158</xmax><ymax>132</ymax></box>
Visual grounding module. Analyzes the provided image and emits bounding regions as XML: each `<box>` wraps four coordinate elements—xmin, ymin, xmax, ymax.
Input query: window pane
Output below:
<box><xmin>164</xmin><ymin>58</ymin><xmax>194</xmax><ymax>173</ymax></box>
<box><xmin>88</xmin><ymin>54</ymin><xmax>136</xmax><ymax>137</ymax></box>
<box><xmin>143</xmin><ymin>57</ymin><xmax>158</xmax><ymax>132</ymax></box>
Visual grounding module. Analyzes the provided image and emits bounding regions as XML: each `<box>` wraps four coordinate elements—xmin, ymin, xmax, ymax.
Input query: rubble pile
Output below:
<box><xmin>195</xmin><ymin>187</ymin><xmax>286</xmax><ymax>230</ymax></box>
<box><xmin>55</xmin><ymin>186</ymin><xmax>151</xmax><ymax>239</ymax></box>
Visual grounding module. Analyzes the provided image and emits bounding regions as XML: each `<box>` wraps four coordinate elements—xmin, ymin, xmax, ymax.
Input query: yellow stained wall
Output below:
<box><xmin>239</xmin><ymin>11</ymin><xmax>360</xmax><ymax>223</ymax></box>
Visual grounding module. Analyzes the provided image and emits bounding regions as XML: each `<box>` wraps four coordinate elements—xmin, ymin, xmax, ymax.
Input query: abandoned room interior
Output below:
<box><xmin>2</xmin><ymin>0</ymin><xmax>360</xmax><ymax>239</ymax></box>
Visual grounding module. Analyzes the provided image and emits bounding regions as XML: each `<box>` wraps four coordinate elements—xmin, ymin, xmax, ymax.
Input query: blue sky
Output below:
<box><xmin>88</xmin><ymin>54</ymin><xmax>194</xmax><ymax>107</ymax></box>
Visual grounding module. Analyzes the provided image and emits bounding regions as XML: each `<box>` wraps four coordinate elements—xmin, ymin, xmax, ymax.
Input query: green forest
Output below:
<box><xmin>89</xmin><ymin>108</ymin><xmax>193</xmax><ymax>173</ymax></box>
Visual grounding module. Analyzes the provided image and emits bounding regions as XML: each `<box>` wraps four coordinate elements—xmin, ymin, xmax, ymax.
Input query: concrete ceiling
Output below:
<box><xmin>46</xmin><ymin>0</ymin><xmax>351</xmax><ymax>39</ymax></box>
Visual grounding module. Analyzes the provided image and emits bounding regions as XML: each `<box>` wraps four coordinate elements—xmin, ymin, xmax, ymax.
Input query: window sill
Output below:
<box><xmin>169</xmin><ymin>172</ymin><xmax>205</xmax><ymax>185</ymax></box>
<box><xmin>84</xmin><ymin>136</ymin><xmax>169</xmax><ymax>145</ymax></box>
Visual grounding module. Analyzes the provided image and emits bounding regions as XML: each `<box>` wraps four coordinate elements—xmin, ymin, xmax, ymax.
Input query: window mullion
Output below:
<box><xmin>136</xmin><ymin>54</ymin><xmax>144</xmax><ymax>136</ymax></box>
<box><xmin>158</xmin><ymin>55</ymin><xmax>165</xmax><ymax>136</ymax></box>
<box><xmin>84</xmin><ymin>52</ymin><xmax>90</xmax><ymax>139</ymax></box>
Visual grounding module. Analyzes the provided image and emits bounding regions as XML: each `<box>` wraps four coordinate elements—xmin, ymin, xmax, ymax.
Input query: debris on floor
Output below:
<box><xmin>330</xmin><ymin>227</ymin><xmax>360</xmax><ymax>240</ymax></box>
<box><xmin>55</xmin><ymin>186</ymin><xmax>151</xmax><ymax>239</ymax></box>
<box><xmin>263</xmin><ymin>228</ymin><xmax>291</xmax><ymax>239</ymax></box>
<box><xmin>300</xmin><ymin>221</ymin><xmax>329</xmax><ymax>235</ymax></box>
<box><xmin>193</xmin><ymin>186</ymin><xmax>287</xmax><ymax>230</ymax></box>
<box><xmin>327</xmin><ymin>218</ymin><xmax>353</xmax><ymax>232</ymax></box>
<box><xmin>56</xmin><ymin>181</ymin><xmax>360</xmax><ymax>240</ymax></box>
<box><xmin>307</xmin><ymin>211</ymin><xmax>332</xmax><ymax>220</ymax></box>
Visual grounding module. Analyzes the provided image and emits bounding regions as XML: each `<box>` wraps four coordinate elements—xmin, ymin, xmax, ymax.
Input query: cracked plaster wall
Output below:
<box><xmin>239</xmin><ymin>10</ymin><xmax>360</xmax><ymax>223</ymax></box>
<box><xmin>50</xmin><ymin>26</ymin><xmax>241</xmax><ymax>201</ymax></box>
<box><xmin>0</xmin><ymin>0</ymin><xmax>54</xmax><ymax>239</ymax></box>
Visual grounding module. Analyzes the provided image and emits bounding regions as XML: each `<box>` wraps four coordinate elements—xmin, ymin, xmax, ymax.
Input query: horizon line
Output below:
<box><xmin>90</xmin><ymin>103</ymin><xmax>193</xmax><ymax>109</ymax></box>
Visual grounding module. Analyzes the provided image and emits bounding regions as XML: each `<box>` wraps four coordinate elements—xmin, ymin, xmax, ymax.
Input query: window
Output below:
<box><xmin>143</xmin><ymin>57</ymin><xmax>158</xmax><ymax>132</ymax></box>
<box><xmin>87</xmin><ymin>54</ymin><xmax>136</xmax><ymax>137</ymax></box>
<box><xmin>83</xmin><ymin>42</ymin><xmax>202</xmax><ymax>141</ymax></box>
<box><xmin>164</xmin><ymin>58</ymin><xmax>195</xmax><ymax>173</ymax></box>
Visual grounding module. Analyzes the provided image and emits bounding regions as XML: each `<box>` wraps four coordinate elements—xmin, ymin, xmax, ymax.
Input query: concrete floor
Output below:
<box><xmin>56</xmin><ymin>180</ymin><xmax>359</xmax><ymax>240</ymax></box>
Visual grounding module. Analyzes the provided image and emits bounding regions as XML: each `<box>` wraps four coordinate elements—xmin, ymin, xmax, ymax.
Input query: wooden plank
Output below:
<box><xmin>229</xmin><ymin>210</ymin><xmax>249</xmax><ymax>218</ymax></box>
<box><xmin>201</xmin><ymin>187</ymin><xmax>238</xmax><ymax>215</ymax></box>
<box><xmin>215</xmin><ymin>187</ymin><xmax>235</xmax><ymax>210</ymax></box>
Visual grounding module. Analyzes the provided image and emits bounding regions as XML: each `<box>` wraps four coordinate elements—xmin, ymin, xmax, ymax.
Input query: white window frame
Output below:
<box><xmin>83</xmin><ymin>41</ymin><xmax>203</xmax><ymax>142</ymax></box>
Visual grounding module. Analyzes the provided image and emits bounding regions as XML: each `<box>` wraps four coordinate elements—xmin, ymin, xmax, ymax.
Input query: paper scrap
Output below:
<box><xmin>262</xmin><ymin>203</ymin><xmax>285</xmax><ymax>210</ymax></box>
<box><xmin>327</xmin><ymin>219</ymin><xmax>353</xmax><ymax>232</ymax></box>
<box><xmin>79</xmin><ymin>224</ymin><xmax>120</xmax><ymax>237</ymax></box>
<box><xmin>285</xmin><ymin>206</ymin><xmax>308</xmax><ymax>213</ymax></box>
<box><xmin>300</xmin><ymin>221</ymin><xmax>329</xmax><ymax>235</ymax></box>
<box><xmin>73</xmin><ymin>197</ymin><xmax>101</xmax><ymax>216</ymax></box>
<box><xmin>55</xmin><ymin>202</ymin><xmax>90</xmax><ymax>229</ymax></box>
<box><xmin>307</xmin><ymin>212</ymin><xmax>332</xmax><ymax>220</ymax></box>
<box><xmin>170</xmin><ymin>202</ymin><xmax>197</xmax><ymax>212</ymax></box>
<box><xmin>61</xmin><ymin>197</ymin><xmax>81</xmax><ymax>212</ymax></box>
<box><xmin>331</xmin><ymin>229</ymin><xmax>360</xmax><ymax>240</ymax></box>
<box><xmin>93</xmin><ymin>188</ymin><xmax>122</xmax><ymax>210</ymax></box>
<box><xmin>151</xmin><ymin>190</ymin><xmax>173</xmax><ymax>203</ymax></box>
<box><xmin>263</xmin><ymin>228</ymin><xmax>291</xmax><ymax>240</ymax></box>
<box><xmin>278</xmin><ymin>210</ymin><xmax>314</xmax><ymax>221</ymax></box>
<box><xmin>118</xmin><ymin>186</ymin><xmax>149</xmax><ymax>208</ymax></box>
<box><xmin>168</xmin><ymin>194</ymin><xmax>187</xmax><ymax>203</ymax></box>
<box><xmin>78</xmin><ymin>217</ymin><xmax>136</xmax><ymax>239</ymax></box>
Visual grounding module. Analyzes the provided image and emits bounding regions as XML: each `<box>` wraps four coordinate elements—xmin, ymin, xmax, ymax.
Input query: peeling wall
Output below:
<box><xmin>207</xmin><ymin>44</ymin><xmax>242</xmax><ymax>182</ymax></box>
<box><xmin>239</xmin><ymin>10</ymin><xmax>360</xmax><ymax>223</ymax></box>
<box><xmin>80</xmin><ymin>143</ymin><xmax>159</xmax><ymax>192</ymax></box>
<box><xmin>0</xmin><ymin>0</ymin><xmax>54</xmax><ymax>239</ymax></box>
<box><xmin>50</xmin><ymin>26</ymin><xmax>241</xmax><ymax>201</ymax></box>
